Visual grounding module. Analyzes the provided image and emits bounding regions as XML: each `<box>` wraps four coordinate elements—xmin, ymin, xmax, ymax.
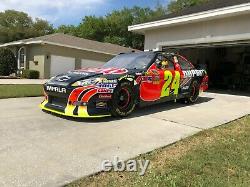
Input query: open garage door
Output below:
<box><xmin>50</xmin><ymin>56</ymin><xmax>75</xmax><ymax>77</ymax></box>
<box><xmin>81</xmin><ymin>59</ymin><xmax>105</xmax><ymax>68</ymax></box>
<box><xmin>170</xmin><ymin>45</ymin><xmax>250</xmax><ymax>91</ymax></box>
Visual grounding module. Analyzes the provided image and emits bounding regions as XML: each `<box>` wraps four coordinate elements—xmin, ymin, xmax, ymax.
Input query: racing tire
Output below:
<box><xmin>186</xmin><ymin>80</ymin><xmax>200</xmax><ymax>104</ymax></box>
<box><xmin>110</xmin><ymin>81</ymin><xmax>136</xmax><ymax>117</ymax></box>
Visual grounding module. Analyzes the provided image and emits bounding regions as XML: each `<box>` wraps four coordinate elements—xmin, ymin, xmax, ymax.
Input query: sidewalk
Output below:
<box><xmin>0</xmin><ymin>79</ymin><xmax>48</xmax><ymax>85</ymax></box>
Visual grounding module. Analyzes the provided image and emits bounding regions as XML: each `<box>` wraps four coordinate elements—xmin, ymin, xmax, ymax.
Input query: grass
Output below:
<box><xmin>67</xmin><ymin>115</ymin><xmax>250</xmax><ymax>187</ymax></box>
<box><xmin>0</xmin><ymin>84</ymin><xmax>43</xmax><ymax>99</ymax></box>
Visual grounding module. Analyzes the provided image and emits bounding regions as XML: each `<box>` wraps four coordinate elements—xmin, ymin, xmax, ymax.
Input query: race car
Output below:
<box><xmin>40</xmin><ymin>51</ymin><xmax>208</xmax><ymax>118</ymax></box>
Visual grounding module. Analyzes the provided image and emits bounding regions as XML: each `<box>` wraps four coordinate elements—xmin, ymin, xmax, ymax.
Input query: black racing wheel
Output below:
<box><xmin>110</xmin><ymin>81</ymin><xmax>136</xmax><ymax>117</ymax></box>
<box><xmin>187</xmin><ymin>80</ymin><xmax>200</xmax><ymax>103</ymax></box>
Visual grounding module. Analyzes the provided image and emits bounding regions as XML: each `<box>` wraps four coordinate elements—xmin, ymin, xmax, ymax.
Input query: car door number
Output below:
<box><xmin>161</xmin><ymin>71</ymin><xmax>180</xmax><ymax>97</ymax></box>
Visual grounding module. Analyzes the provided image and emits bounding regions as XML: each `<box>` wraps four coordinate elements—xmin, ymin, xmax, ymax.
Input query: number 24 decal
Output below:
<box><xmin>161</xmin><ymin>71</ymin><xmax>180</xmax><ymax>97</ymax></box>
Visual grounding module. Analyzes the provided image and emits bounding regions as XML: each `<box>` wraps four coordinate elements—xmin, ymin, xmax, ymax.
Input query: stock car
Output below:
<box><xmin>40</xmin><ymin>51</ymin><xmax>208</xmax><ymax>118</ymax></box>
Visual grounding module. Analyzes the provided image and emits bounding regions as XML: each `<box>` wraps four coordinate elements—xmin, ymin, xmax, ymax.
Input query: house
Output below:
<box><xmin>0</xmin><ymin>33</ymin><xmax>135</xmax><ymax>79</ymax></box>
<box><xmin>129</xmin><ymin>0</ymin><xmax>250</xmax><ymax>90</ymax></box>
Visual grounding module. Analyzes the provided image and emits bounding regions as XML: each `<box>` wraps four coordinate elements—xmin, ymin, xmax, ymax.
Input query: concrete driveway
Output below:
<box><xmin>0</xmin><ymin>93</ymin><xmax>249</xmax><ymax>187</ymax></box>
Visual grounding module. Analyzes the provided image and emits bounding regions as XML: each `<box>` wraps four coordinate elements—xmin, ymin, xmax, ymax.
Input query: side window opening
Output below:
<box><xmin>156</xmin><ymin>54</ymin><xmax>175</xmax><ymax>70</ymax></box>
<box><xmin>177</xmin><ymin>56</ymin><xmax>193</xmax><ymax>70</ymax></box>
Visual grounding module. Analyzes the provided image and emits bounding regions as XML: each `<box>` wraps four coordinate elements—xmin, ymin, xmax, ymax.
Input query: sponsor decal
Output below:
<box><xmin>82</xmin><ymin>79</ymin><xmax>97</xmax><ymax>86</ymax></box>
<box><xmin>141</xmin><ymin>75</ymin><xmax>159</xmax><ymax>84</ymax></box>
<box><xmin>56</xmin><ymin>75</ymin><xmax>71</xmax><ymax>82</ymax></box>
<box><xmin>81</xmin><ymin>68</ymin><xmax>128</xmax><ymax>75</ymax></box>
<box><xmin>97</xmin><ymin>88</ymin><xmax>114</xmax><ymax>93</ymax></box>
<box><xmin>183</xmin><ymin>70</ymin><xmax>205</xmax><ymax>78</ymax></box>
<box><xmin>145</xmin><ymin>70</ymin><xmax>159</xmax><ymax>76</ymax></box>
<box><xmin>142</xmin><ymin>76</ymin><xmax>153</xmax><ymax>83</ymax></box>
<box><xmin>119</xmin><ymin>75</ymin><xmax>135</xmax><ymax>81</ymax></box>
<box><xmin>98</xmin><ymin>78</ymin><xmax>117</xmax><ymax>84</ymax></box>
<box><xmin>96</xmin><ymin>83</ymin><xmax>117</xmax><ymax>89</ymax></box>
<box><xmin>152</xmin><ymin>76</ymin><xmax>160</xmax><ymax>84</ymax></box>
<box><xmin>182</xmin><ymin>86</ymin><xmax>190</xmax><ymax>90</ymax></box>
<box><xmin>150</xmin><ymin>69</ymin><xmax>160</xmax><ymax>76</ymax></box>
<box><xmin>96</xmin><ymin>101</ymin><xmax>107</xmax><ymax>108</ymax></box>
<box><xmin>46</xmin><ymin>86</ymin><xmax>67</xmax><ymax>93</ymax></box>
<box><xmin>99</xmin><ymin>94</ymin><xmax>112</xmax><ymax>99</ymax></box>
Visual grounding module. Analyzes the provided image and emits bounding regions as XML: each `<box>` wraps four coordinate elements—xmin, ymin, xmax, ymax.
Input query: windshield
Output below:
<box><xmin>102</xmin><ymin>52</ymin><xmax>156</xmax><ymax>69</ymax></box>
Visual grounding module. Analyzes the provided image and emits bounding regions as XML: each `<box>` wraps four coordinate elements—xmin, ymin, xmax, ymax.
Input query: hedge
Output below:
<box><xmin>21</xmin><ymin>70</ymin><xmax>40</xmax><ymax>79</ymax></box>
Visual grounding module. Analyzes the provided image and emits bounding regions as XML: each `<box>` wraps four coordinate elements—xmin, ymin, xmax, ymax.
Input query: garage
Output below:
<box><xmin>175</xmin><ymin>46</ymin><xmax>250</xmax><ymax>91</ymax></box>
<box><xmin>50</xmin><ymin>55</ymin><xmax>75</xmax><ymax>77</ymax></box>
<box><xmin>129</xmin><ymin>0</ymin><xmax>250</xmax><ymax>91</ymax></box>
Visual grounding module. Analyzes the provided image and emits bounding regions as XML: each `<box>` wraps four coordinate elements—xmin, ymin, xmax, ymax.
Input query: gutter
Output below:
<box><xmin>0</xmin><ymin>41</ymin><xmax>118</xmax><ymax>56</ymax></box>
<box><xmin>128</xmin><ymin>3</ymin><xmax>250</xmax><ymax>33</ymax></box>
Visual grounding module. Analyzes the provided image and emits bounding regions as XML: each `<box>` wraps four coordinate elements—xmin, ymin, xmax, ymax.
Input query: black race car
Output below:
<box><xmin>40</xmin><ymin>51</ymin><xmax>208</xmax><ymax>118</ymax></box>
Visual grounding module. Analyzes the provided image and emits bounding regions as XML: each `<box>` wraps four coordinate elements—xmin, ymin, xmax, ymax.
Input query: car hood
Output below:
<box><xmin>46</xmin><ymin>67</ymin><xmax>140</xmax><ymax>86</ymax></box>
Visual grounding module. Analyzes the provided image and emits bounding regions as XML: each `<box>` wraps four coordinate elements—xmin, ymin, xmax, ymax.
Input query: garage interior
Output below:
<box><xmin>164</xmin><ymin>45</ymin><xmax>250</xmax><ymax>92</ymax></box>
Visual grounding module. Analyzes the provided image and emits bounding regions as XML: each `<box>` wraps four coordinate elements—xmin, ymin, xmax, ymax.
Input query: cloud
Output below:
<box><xmin>0</xmin><ymin>0</ymin><xmax>108</xmax><ymax>26</ymax></box>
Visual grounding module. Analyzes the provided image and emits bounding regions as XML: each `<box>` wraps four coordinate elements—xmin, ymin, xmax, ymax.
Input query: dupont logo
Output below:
<box><xmin>99</xmin><ymin>94</ymin><xmax>112</xmax><ymax>99</ymax></box>
<box><xmin>46</xmin><ymin>86</ymin><xmax>67</xmax><ymax>93</ymax></box>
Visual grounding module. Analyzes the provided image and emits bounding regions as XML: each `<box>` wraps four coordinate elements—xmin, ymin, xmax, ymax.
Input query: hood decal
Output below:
<box><xmin>73</xmin><ymin>67</ymin><xmax>128</xmax><ymax>75</ymax></box>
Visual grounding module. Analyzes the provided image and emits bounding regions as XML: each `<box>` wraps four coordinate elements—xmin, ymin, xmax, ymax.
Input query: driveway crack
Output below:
<box><xmin>150</xmin><ymin>116</ymin><xmax>204</xmax><ymax>130</ymax></box>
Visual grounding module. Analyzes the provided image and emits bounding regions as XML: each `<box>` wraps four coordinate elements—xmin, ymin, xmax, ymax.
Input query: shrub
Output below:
<box><xmin>21</xmin><ymin>69</ymin><xmax>40</xmax><ymax>79</ymax></box>
<box><xmin>0</xmin><ymin>48</ymin><xmax>17</xmax><ymax>76</ymax></box>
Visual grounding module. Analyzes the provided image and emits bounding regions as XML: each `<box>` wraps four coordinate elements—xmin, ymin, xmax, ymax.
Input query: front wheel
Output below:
<box><xmin>110</xmin><ymin>81</ymin><xmax>136</xmax><ymax>117</ymax></box>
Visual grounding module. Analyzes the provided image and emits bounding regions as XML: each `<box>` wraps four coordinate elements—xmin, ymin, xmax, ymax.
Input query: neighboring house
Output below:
<box><xmin>0</xmin><ymin>33</ymin><xmax>135</xmax><ymax>79</ymax></box>
<box><xmin>129</xmin><ymin>0</ymin><xmax>250</xmax><ymax>90</ymax></box>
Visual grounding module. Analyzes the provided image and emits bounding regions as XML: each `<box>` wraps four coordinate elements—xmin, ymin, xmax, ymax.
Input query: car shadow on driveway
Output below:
<box><xmin>43</xmin><ymin>97</ymin><xmax>213</xmax><ymax>123</ymax></box>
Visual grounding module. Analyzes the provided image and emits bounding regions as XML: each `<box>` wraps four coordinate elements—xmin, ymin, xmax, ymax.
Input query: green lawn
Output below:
<box><xmin>0</xmin><ymin>84</ymin><xmax>43</xmax><ymax>99</ymax></box>
<box><xmin>67</xmin><ymin>115</ymin><xmax>250</xmax><ymax>187</ymax></box>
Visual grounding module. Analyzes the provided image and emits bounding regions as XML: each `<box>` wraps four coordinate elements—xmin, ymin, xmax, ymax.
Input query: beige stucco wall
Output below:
<box><xmin>43</xmin><ymin>44</ymin><xmax>114</xmax><ymax>78</ymax></box>
<box><xmin>24</xmin><ymin>44</ymin><xmax>114</xmax><ymax>79</ymax></box>
<box><xmin>144</xmin><ymin>14</ymin><xmax>250</xmax><ymax>50</ymax></box>
<box><xmin>26</xmin><ymin>45</ymin><xmax>45</xmax><ymax>79</ymax></box>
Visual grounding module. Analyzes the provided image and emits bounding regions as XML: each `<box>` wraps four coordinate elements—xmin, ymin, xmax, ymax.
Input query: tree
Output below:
<box><xmin>0</xmin><ymin>10</ymin><xmax>54</xmax><ymax>43</ymax></box>
<box><xmin>0</xmin><ymin>4</ymin><xmax>167</xmax><ymax>49</ymax></box>
<box><xmin>0</xmin><ymin>48</ymin><xmax>16</xmax><ymax>76</ymax></box>
<box><xmin>31</xmin><ymin>18</ymin><xmax>54</xmax><ymax>36</ymax></box>
<box><xmin>56</xmin><ymin>24</ymin><xmax>78</xmax><ymax>36</ymax></box>
<box><xmin>70</xmin><ymin>6</ymin><xmax>167</xmax><ymax>50</ymax></box>
<box><xmin>77</xmin><ymin>16</ymin><xmax>106</xmax><ymax>42</ymax></box>
<box><xmin>168</xmin><ymin>0</ymin><xmax>210</xmax><ymax>13</ymax></box>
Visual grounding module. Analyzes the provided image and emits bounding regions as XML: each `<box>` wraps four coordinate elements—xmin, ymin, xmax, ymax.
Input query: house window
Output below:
<box><xmin>19</xmin><ymin>48</ymin><xmax>25</xmax><ymax>68</ymax></box>
<box><xmin>18</xmin><ymin>47</ymin><xmax>25</xmax><ymax>69</ymax></box>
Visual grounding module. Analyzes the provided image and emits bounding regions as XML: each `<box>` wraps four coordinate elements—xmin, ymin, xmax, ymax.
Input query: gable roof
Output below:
<box><xmin>129</xmin><ymin>0</ymin><xmax>250</xmax><ymax>33</ymax></box>
<box><xmin>0</xmin><ymin>33</ymin><xmax>137</xmax><ymax>55</ymax></box>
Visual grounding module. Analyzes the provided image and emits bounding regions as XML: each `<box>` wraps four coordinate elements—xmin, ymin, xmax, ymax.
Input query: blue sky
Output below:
<box><xmin>0</xmin><ymin>0</ymin><xmax>170</xmax><ymax>27</ymax></box>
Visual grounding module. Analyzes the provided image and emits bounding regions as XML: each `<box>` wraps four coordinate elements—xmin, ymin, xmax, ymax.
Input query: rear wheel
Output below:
<box><xmin>110</xmin><ymin>81</ymin><xmax>136</xmax><ymax>117</ymax></box>
<box><xmin>187</xmin><ymin>80</ymin><xmax>200</xmax><ymax>103</ymax></box>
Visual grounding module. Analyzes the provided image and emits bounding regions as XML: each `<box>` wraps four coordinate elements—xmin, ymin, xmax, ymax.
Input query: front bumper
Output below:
<box><xmin>40</xmin><ymin>84</ymin><xmax>112</xmax><ymax>118</ymax></box>
<box><xmin>40</xmin><ymin>99</ymin><xmax>111</xmax><ymax>118</ymax></box>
